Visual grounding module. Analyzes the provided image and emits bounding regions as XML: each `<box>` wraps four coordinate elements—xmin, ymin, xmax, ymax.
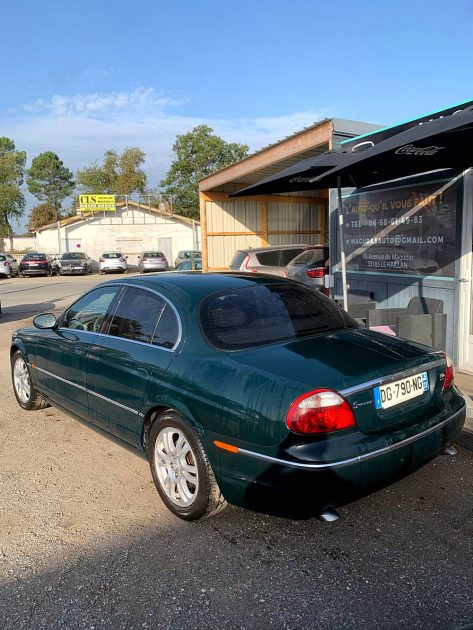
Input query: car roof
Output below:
<box><xmin>237</xmin><ymin>244</ymin><xmax>312</xmax><ymax>254</ymax></box>
<box><xmin>101</xmin><ymin>272</ymin><xmax>292</xmax><ymax>304</ymax></box>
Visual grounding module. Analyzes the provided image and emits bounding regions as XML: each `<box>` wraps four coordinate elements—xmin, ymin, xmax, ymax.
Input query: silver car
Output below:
<box><xmin>138</xmin><ymin>251</ymin><xmax>169</xmax><ymax>273</ymax></box>
<box><xmin>99</xmin><ymin>252</ymin><xmax>128</xmax><ymax>274</ymax></box>
<box><xmin>284</xmin><ymin>245</ymin><xmax>330</xmax><ymax>290</ymax></box>
<box><xmin>0</xmin><ymin>254</ymin><xmax>19</xmax><ymax>278</ymax></box>
<box><xmin>229</xmin><ymin>245</ymin><xmax>310</xmax><ymax>277</ymax></box>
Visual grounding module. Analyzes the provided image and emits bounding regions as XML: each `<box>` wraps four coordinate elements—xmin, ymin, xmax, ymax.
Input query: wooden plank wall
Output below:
<box><xmin>200</xmin><ymin>192</ymin><xmax>328</xmax><ymax>270</ymax></box>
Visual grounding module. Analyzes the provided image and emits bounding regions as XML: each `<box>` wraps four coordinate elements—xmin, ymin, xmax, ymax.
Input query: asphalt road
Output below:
<box><xmin>0</xmin><ymin>274</ymin><xmax>473</xmax><ymax>629</ymax></box>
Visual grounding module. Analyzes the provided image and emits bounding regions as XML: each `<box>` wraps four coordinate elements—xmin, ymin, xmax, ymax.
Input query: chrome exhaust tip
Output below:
<box><xmin>443</xmin><ymin>445</ymin><xmax>458</xmax><ymax>456</ymax></box>
<box><xmin>318</xmin><ymin>507</ymin><xmax>341</xmax><ymax>522</ymax></box>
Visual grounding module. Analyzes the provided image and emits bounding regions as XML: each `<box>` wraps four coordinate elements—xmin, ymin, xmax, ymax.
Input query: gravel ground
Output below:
<box><xmin>1</xmin><ymin>314</ymin><xmax>473</xmax><ymax>630</ymax></box>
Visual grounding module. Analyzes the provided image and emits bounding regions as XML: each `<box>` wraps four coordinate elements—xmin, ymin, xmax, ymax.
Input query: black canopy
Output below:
<box><xmin>230</xmin><ymin>151</ymin><xmax>352</xmax><ymax>197</ymax></box>
<box><xmin>307</xmin><ymin>110</ymin><xmax>473</xmax><ymax>190</ymax></box>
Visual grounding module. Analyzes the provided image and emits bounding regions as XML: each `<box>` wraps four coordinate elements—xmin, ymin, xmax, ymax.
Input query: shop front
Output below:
<box><xmin>330</xmin><ymin>170</ymin><xmax>465</xmax><ymax>361</ymax></box>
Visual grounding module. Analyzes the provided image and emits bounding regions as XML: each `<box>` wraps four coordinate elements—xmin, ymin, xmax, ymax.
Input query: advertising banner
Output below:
<box><xmin>342</xmin><ymin>179</ymin><xmax>459</xmax><ymax>277</ymax></box>
<box><xmin>78</xmin><ymin>194</ymin><xmax>116</xmax><ymax>213</ymax></box>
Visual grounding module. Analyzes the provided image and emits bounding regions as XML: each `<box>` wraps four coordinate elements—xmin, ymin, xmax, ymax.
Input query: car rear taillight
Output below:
<box><xmin>286</xmin><ymin>388</ymin><xmax>356</xmax><ymax>434</ymax></box>
<box><xmin>99</xmin><ymin>257</ymin><xmax>105</xmax><ymax>263</ymax></box>
<box><xmin>307</xmin><ymin>267</ymin><xmax>327</xmax><ymax>279</ymax></box>
<box><xmin>3</xmin><ymin>261</ymin><xmax>8</xmax><ymax>267</ymax></box>
<box><xmin>443</xmin><ymin>354</ymin><xmax>455</xmax><ymax>391</ymax></box>
<box><xmin>39</xmin><ymin>259</ymin><xmax>47</xmax><ymax>264</ymax></box>
<box><xmin>243</xmin><ymin>255</ymin><xmax>257</xmax><ymax>272</ymax></box>
<box><xmin>160</xmin><ymin>257</ymin><xmax>167</xmax><ymax>262</ymax></box>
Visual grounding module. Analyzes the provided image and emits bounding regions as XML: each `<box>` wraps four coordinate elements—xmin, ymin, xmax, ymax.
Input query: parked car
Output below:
<box><xmin>58</xmin><ymin>252</ymin><xmax>93</xmax><ymax>275</ymax></box>
<box><xmin>0</xmin><ymin>254</ymin><xmax>19</xmax><ymax>278</ymax></box>
<box><xmin>10</xmin><ymin>273</ymin><xmax>465</xmax><ymax>521</ymax></box>
<box><xmin>175</xmin><ymin>250</ymin><xmax>202</xmax><ymax>267</ymax></box>
<box><xmin>174</xmin><ymin>258</ymin><xmax>202</xmax><ymax>271</ymax></box>
<box><xmin>138</xmin><ymin>251</ymin><xmax>168</xmax><ymax>273</ymax></box>
<box><xmin>285</xmin><ymin>245</ymin><xmax>330</xmax><ymax>290</ymax></box>
<box><xmin>19</xmin><ymin>253</ymin><xmax>55</xmax><ymax>277</ymax></box>
<box><xmin>99</xmin><ymin>252</ymin><xmax>128</xmax><ymax>274</ymax></box>
<box><xmin>229</xmin><ymin>245</ymin><xmax>311</xmax><ymax>277</ymax></box>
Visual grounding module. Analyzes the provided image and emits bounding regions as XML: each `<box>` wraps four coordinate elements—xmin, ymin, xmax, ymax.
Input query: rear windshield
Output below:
<box><xmin>23</xmin><ymin>253</ymin><xmax>46</xmax><ymax>261</ymax></box>
<box><xmin>291</xmin><ymin>248</ymin><xmax>329</xmax><ymax>266</ymax></box>
<box><xmin>0</xmin><ymin>255</ymin><xmax>6</xmax><ymax>261</ymax></box>
<box><xmin>103</xmin><ymin>253</ymin><xmax>122</xmax><ymax>259</ymax></box>
<box><xmin>200</xmin><ymin>283</ymin><xmax>358</xmax><ymax>350</ymax></box>
<box><xmin>62</xmin><ymin>253</ymin><xmax>86</xmax><ymax>260</ymax></box>
<box><xmin>143</xmin><ymin>252</ymin><xmax>164</xmax><ymax>258</ymax></box>
<box><xmin>229</xmin><ymin>251</ymin><xmax>248</xmax><ymax>270</ymax></box>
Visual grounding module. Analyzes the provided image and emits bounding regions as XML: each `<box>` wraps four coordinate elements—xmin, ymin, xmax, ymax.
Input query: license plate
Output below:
<box><xmin>31</xmin><ymin>262</ymin><xmax>38</xmax><ymax>266</ymax></box>
<box><xmin>373</xmin><ymin>372</ymin><xmax>429</xmax><ymax>410</ymax></box>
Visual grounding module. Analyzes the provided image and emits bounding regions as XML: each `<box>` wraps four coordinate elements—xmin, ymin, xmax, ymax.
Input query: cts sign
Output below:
<box><xmin>78</xmin><ymin>194</ymin><xmax>116</xmax><ymax>213</ymax></box>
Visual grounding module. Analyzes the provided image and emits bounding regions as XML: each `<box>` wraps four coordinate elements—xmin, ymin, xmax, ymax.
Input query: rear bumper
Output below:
<box><xmin>20</xmin><ymin>268</ymin><xmax>49</xmax><ymax>275</ymax></box>
<box><xmin>215</xmin><ymin>401</ymin><xmax>466</xmax><ymax>510</ymax></box>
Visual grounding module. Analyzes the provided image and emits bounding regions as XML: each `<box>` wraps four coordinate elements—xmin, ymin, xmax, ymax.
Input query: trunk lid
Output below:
<box><xmin>230</xmin><ymin>328</ymin><xmax>446</xmax><ymax>433</ymax></box>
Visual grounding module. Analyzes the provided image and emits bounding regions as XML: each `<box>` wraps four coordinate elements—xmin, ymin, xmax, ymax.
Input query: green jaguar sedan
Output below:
<box><xmin>10</xmin><ymin>273</ymin><xmax>465</xmax><ymax>521</ymax></box>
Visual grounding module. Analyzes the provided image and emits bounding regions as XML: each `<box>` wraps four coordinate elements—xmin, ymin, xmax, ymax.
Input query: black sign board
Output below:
<box><xmin>342</xmin><ymin>179</ymin><xmax>460</xmax><ymax>277</ymax></box>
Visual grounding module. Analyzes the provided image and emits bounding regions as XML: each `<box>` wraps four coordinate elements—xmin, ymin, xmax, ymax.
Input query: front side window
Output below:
<box><xmin>61</xmin><ymin>286</ymin><xmax>119</xmax><ymax>332</ymax></box>
<box><xmin>200</xmin><ymin>283</ymin><xmax>358</xmax><ymax>350</ymax></box>
<box><xmin>108</xmin><ymin>287</ymin><xmax>165</xmax><ymax>343</ymax></box>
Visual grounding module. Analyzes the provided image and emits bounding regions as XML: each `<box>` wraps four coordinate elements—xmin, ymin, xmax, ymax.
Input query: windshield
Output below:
<box><xmin>200</xmin><ymin>283</ymin><xmax>358</xmax><ymax>350</ymax></box>
<box><xmin>62</xmin><ymin>253</ymin><xmax>86</xmax><ymax>260</ymax></box>
<box><xmin>23</xmin><ymin>253</ymin><xmax>46</xmax><ymax>261</ymax></box>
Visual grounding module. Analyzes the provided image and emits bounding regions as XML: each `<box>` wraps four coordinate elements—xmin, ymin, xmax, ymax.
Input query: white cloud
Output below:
<box><xmin>3</xmin><ymin>87</ymin><xmax>328</xmax><ymax>230</ymax></box>
<box><xmin>20</xmin><ymin>87</ymin><xmax>183</xmax><ymax>117</ymax></box>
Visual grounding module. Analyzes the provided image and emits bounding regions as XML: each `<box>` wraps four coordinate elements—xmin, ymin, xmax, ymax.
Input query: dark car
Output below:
<box><xmin>10</xmin><ymin>273</ymin><xmax>465</xmax><ymax>521</ymax></box>
<box><xmin>58</xmin><ymin>252</ymin><xmax>93</xmax><ymax>275</ymax></box>
<box><xmin>285</xmin><ymin>245</ymin><xmax>330</xmax><ymax>290</ymax></box>
<box><xmin>174</xmin><ymin>258</ymin><xmax>202</xmax><ymax>271</ymax></box>
<box><xmin>19</xmin><ymin>253</ymin><xmax>55</xmax><ymax>277</ymax></box>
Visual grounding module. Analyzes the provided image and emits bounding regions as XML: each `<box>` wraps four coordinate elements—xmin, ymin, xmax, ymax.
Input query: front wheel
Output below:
<box><xmin>148</xmin><ymin>412</ymin><xmax>226</xmax><ymax>521</ymax></box>
<box><xmin>11</xmin><ymin>350</ymin><xmax>50</xmax><ymax>411</ymax></box>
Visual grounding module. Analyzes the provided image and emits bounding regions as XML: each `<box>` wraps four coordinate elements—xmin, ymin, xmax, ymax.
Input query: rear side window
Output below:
<box><xmin>292</xmin><ymin>248</ymin><xmax>328</xmax><ymax>266</ymax></box>
<box><xmin>152</xmin><ymin>304</ymin><xmax>179</xmax><ymax>349</ymax></box>
<box><xmin>255</xmin><ymin>251</ymin><xmax>279</xmax><ymax>266</ymax></box>
<box><xmin>108</xmin><ymin>287</ymin><xmax>164</xmax><ymax>343</ymax></box>
<box><xmin>229</xmin><ymin>251</ymin><xmax>248</xmax><ymax>270</ymax></box>
<box><xmin>200</xmin><ymin>283</ymin><xmax>358</xmax><ymax>350</ymax></box>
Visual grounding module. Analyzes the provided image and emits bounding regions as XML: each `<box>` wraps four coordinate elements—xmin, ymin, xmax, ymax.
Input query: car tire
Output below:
<box><xmin>11</xmin><ymin>350</ymin><xmax>50</xmax><ymax>411</ymax></box>
<box><xmin>19</xmin><ymin>273</ymin><xmax>24</xmax><ymax>278</ymax></box>
<box><xmin>148</xmin><ymin>411</ymin><xmax>227</xmax><ymax>521</ymax></box>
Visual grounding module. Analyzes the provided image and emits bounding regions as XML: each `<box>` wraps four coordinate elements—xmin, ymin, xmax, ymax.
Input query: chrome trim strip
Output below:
<box><xmin>34</xmin><ymin>365</ymin><xmax>87</xmax><ymax>392</ymax></box>
<box><xmin>338</xmin><ymin>358</ymin><xmax>445</xmax><ymax>397</ymax></box>
<box><xmin>237</xmin><ymin>408</ymin><xmax>464</xmax><ymax>470</ymax></box>
<box><xmin>34</xmin><ymin>365</ymin><xmax>142</xmax><ymax>416</ymax></box>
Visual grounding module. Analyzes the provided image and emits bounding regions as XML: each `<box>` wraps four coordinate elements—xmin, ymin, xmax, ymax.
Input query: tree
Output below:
<box><xmin>0</xmin><ymin>137</ymin><xmax>26</xmax><ymax>250</ymax></box>
<box><xmin>27</xmin><ymin>152</ymin><xmax>75</xmax><ymax>220</ymax></box>
<box><xmin>76</xmin><ymin>147</ymin><xmax>147</xmax><ymax>196</ymax></box>
<box><xmin>27</xmin><ymin>203</ymin><xmax>57</xmax><ymax>232</ymax></box>
<box><xmin>160</xmin><ymin>125</ymin><xmax>249</xmax><ymax>219</ymax></box>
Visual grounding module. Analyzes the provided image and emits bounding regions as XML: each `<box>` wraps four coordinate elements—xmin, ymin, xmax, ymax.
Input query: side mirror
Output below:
<box><xmin>33</xmin><ymin>313</ymin><xmax>58</xmax><ymax>330</ymax></box>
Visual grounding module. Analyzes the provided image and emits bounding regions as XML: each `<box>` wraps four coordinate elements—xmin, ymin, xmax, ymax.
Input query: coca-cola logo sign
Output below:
<box><xmin>395</xmin><ymin>144</ymin><xmax>444</xmax><ymax>156</ymax></box>
<box><xmin>289</xmin><ymin>176</ymin><xmax>314</xmax><ymax>183</ymax></box>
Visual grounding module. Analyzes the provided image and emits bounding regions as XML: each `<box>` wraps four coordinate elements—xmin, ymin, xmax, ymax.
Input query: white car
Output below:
<box><xmin>0</xmin><ymin>253</ymin><xmax>19</xmax><ymax>278</ymax></box>
<box><xmin>99</xmin><ymin>252</ymin><xmax>128</xmax><ymax>274</ymax></box>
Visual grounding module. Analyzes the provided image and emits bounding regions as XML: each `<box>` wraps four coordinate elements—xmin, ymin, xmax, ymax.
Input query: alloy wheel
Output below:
<box><xmin>13</xmin><ymin>357</ymin><xmax>31</xmax><ymax>404</ymax></box>
<box><xmin>154</xmin><ymin>427</ymin><xmax>199</xmax><ymax>508</ymax></box>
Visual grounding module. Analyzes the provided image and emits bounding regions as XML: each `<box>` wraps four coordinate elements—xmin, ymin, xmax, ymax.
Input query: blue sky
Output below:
<box><xmin>2</xmin><ymin>0</ymin><xmax>473</xmax><ymax>230</ymax></box>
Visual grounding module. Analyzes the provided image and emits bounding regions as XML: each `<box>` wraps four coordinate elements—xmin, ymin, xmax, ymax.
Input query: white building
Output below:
<box><xmin>33</xmin><ymin>200</ymin><xmax>200</xmax><ymax>267</ymax></box>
